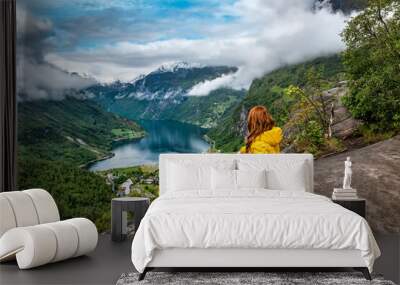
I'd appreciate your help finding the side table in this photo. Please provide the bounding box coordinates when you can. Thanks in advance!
[111,197,150,242]
[332,198,366,218]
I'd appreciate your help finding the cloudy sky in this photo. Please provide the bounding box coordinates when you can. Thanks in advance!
[17,0,351,98]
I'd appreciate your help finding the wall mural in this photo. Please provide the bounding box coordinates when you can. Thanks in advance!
[16,0,399,233]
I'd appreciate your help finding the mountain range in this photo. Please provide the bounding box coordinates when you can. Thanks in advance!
[86,63,245,128]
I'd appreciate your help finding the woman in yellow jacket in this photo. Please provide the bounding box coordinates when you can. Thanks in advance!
[240,106,282,154]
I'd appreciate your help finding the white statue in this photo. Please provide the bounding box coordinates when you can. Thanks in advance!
[343,156,352,189]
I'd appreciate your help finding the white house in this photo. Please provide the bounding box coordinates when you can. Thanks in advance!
[120,179,133,195]
[143,178,155,185]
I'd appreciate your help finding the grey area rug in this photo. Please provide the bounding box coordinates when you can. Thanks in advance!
[117,272,396,285]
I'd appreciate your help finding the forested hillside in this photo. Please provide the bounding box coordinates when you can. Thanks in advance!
[17,159,112,232]
[18,98,144,166]
[160,88,246,128]
[17,98,145,232]
[341,0,400,132]
[208,55,345,152]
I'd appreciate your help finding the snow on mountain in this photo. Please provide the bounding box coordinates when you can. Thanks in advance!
[87,63,238,112]
[152,61,205,74]
[129,74,146,84]
[85,62,244,127]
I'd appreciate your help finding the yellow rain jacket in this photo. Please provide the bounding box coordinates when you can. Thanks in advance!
[240,127,282,154]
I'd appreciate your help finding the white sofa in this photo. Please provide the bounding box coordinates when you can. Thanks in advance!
[0,189,98,269]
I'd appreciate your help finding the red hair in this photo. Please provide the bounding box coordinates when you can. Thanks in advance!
[245,106,275,153]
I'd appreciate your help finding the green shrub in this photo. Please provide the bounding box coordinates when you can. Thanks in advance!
[357,124,396,144]
[341,0,400,131]
[294,120,325,154]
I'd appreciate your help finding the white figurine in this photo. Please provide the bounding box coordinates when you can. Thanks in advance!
[343,156,352,189]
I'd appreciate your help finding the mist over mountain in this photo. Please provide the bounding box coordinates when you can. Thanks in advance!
[85,63,244,128]
[16,4,97,101]
[16,0,357,102]
[91,63,237,101]
[16,0,367,129]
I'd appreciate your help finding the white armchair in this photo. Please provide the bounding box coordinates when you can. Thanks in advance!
[0,189,98,269]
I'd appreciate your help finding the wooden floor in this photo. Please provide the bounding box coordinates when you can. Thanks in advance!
[0,233,398,285]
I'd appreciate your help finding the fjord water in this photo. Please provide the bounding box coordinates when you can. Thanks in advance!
[89,120,209,171]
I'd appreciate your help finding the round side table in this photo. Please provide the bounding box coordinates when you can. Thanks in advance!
[111,197,150,242]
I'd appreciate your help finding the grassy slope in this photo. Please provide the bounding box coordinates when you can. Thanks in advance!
[18,97,144,166]
[208,55,345,152]
[160,88,246,128]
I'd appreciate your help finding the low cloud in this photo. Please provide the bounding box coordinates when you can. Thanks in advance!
[18,0,353,99]
[47,0,351,95]
[17,60,96,101]
[187,0,351,95]
[16,4,96,101]
[188,73,239,96]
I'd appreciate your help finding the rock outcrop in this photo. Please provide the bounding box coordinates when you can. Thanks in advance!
[283,84,360,152]
[314,135,400,233]
[323,84,361,140]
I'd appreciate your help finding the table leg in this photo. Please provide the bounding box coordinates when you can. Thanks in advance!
[111,201,122,242]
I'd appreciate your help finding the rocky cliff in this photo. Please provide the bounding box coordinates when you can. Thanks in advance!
[314,135,400,233]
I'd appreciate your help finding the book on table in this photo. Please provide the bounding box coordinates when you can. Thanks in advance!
[333,188,357,193]
[332,188,358,200]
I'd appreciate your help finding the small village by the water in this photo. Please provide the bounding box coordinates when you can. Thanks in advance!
[99,165,159,200]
